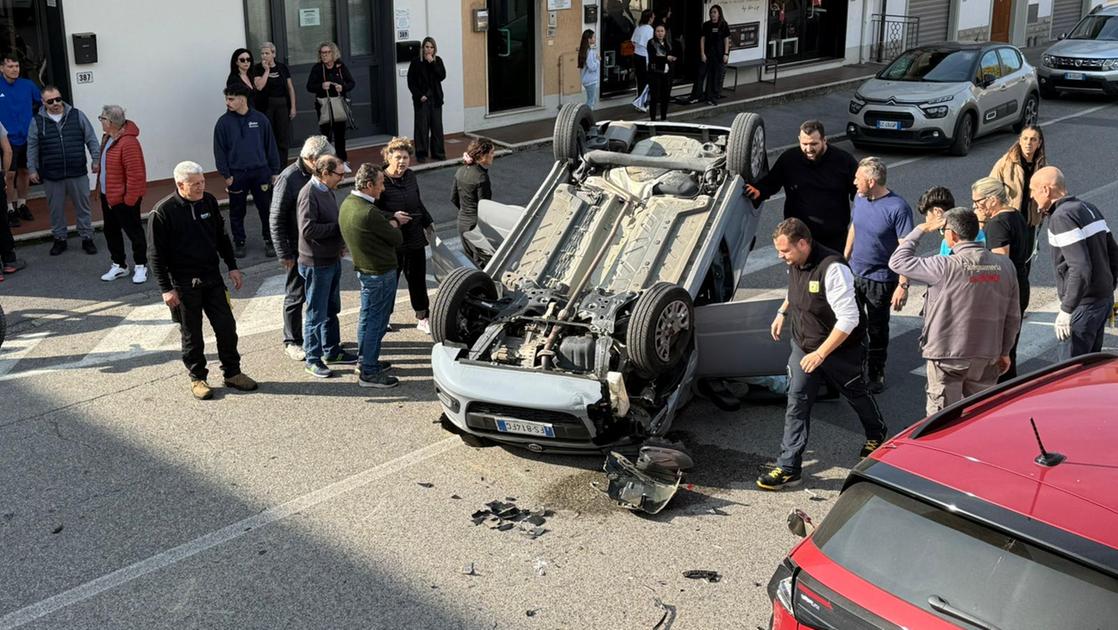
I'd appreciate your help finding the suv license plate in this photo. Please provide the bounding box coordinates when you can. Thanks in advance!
[1065,72,1085,81]
[496,418,556,438]
[876,120,901,130]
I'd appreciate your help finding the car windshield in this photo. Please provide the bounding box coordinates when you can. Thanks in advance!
[1068,15,1118,40]
[811,481,1118,629]
[878,49,978,82]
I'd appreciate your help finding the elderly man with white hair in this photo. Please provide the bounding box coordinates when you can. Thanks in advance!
[96,104,148,284]
[147,161,258,400]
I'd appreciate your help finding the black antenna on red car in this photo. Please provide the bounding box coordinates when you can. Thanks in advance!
[1030,417,1065,467]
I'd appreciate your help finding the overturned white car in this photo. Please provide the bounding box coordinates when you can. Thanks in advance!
[429,104,789,454]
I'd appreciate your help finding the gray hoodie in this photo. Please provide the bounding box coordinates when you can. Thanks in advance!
[889,228,1021,361]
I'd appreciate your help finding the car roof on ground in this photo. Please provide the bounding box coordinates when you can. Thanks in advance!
[870,353,1118,552]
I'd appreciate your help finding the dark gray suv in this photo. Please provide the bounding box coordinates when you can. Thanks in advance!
[1038,4,1118,98]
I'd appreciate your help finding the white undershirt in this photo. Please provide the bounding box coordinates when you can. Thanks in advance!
[823,263,860,335]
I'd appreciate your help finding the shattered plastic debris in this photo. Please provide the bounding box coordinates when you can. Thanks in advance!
[602,439,694,514]
[462,562,478,576]
[682,569,721,583]
[416,482,435,488]
[470,499,553,539]
[651,596,677,629]
[533,558,549,576]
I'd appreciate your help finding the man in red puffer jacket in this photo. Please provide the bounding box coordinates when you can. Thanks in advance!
[96,104,148,284]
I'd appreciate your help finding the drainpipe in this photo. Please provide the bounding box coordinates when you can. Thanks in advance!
[875,0,888,62]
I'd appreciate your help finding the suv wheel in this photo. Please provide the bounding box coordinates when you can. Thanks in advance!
[1013,93,1039,132]
[948,112,975,157]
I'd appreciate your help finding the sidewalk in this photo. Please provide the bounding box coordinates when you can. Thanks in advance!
[12,58,883,244]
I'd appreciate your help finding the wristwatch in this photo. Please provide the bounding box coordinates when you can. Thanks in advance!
[899,282,910,290]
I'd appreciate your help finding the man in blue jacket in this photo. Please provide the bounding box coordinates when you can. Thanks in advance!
[0,55,40,226]
[27,86,100,256]
[213,84,280,259]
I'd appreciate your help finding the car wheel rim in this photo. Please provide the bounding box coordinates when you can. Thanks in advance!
[750,126,766,177]
[1025,98,1038,127]
[654,300,691,363]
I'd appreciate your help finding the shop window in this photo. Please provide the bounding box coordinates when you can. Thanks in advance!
[600,0,652,96]
[348,0,373,57]
[285,0,339,65]
[245,0,272,52]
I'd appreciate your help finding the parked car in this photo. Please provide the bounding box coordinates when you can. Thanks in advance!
[846,42,1039,156]
[428,103,789,454]
[1038,2,1118,98]
[767,352,1118,629]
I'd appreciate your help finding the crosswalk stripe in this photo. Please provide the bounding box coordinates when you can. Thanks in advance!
[0,332,49,377]
[75,303,178,368]
[233,274,288,338]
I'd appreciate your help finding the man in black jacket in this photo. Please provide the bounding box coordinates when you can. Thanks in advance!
[746,120,859,253]
[268,135,334,361]
[148,161,258,400]
[1031,166,1118,360]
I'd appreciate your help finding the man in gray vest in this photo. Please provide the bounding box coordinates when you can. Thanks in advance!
[760,218,889,491]
[27,86,100,256]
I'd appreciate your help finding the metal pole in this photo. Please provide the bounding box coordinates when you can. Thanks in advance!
[875,0,889,62]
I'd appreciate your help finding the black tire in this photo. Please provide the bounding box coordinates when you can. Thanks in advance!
[1040,85,1059,100]
[626,282,694,376]
[430,267,498,345]
[727,112,767,182]
[0,303,5,351]
[553,103,595,163]
[1014,93,1039,133]
[948,112,975,157]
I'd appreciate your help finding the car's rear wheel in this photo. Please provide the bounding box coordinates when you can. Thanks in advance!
[431,267,498,345]
[627,283,694,376]
[1014,93,1039,132]
[948,112,975,157]
[553,103,594,163]
[727,112,767,183]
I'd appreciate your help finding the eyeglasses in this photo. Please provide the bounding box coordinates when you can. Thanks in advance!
[971,198,986,207]
[319,50,331,55]
[97,115,108,121]
[329,170,345,177]
[238,56,251,62]
[44,97,62,105]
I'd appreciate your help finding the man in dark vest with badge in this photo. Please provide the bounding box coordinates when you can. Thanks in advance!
[758,218,889,490]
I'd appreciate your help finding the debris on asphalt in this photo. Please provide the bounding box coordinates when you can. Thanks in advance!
[470,499,553,538]
[416,482,435,488]
[602,440,694,514]
[682,569,721,583]
[51,523,63,534]
[450,494,462,500]
[533,558,549,577]
[462,562,478,576]
[651,596,677,630]
[525,608,539,617]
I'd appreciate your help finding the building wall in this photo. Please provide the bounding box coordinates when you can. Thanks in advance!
[392,0,466,140]
[62,0,247,180]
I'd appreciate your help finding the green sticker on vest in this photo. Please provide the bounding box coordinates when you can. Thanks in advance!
[809,280,820,293]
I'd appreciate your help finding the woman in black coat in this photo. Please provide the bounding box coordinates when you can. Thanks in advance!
[407,37,447,161]
[647,24,677,121]
[306,41,356,167]
[226,48,258,100]
[451,139,495,266]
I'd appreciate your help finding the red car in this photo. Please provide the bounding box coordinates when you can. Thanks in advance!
[767,352,1118,629]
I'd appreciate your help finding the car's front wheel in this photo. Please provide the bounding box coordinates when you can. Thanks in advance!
[727,112,767,183]
[553,102,594,163]
[627,283,694,376]
[948,112,975,156]
[430,267,498,345]
[1014,93,1039,132]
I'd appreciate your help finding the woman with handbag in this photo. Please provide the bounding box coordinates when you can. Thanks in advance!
[407,37,447,162]
[306,41,356,171]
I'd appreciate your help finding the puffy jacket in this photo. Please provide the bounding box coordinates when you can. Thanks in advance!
[269,159,313,260]
[98,120,146,206]
[27,104,99,181]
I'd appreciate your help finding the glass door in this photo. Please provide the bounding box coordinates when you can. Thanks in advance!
[487,0,536,113]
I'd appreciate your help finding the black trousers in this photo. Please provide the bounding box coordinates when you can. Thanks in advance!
[172,280,241,381]
[262,96,291,163]
[414,101,445,160]
[648,72,671,121]
[692,57,725,100]
[283,261,306,346]
[318,120,348,161]
[998,267,1031,383]
[101,195,147,266]
[633,55,649,100]
[397,247,429,319]
[853,276,898,378]
[0,183,13,263]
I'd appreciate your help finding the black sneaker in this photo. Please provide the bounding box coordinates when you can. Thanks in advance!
[867,373,885,394]
[305,362,332,378]
[324,350,359,365]
[7,209,20,227]
[81,238,97,255]
[17,203,32,221]
[234,242,247,258]
[756,467,801,491]
[860,437,886,458]
[264,241,276,258]
[359,371,399,388]
[49,239,67,255]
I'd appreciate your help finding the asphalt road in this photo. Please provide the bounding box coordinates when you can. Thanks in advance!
[1,88,1116,630]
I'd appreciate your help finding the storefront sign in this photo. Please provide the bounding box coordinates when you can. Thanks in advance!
[547,0,572,9]
[298,8,321,28]
[729,22,760,50]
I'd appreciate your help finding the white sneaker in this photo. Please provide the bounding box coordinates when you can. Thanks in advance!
[416,318,430,334]
[100,264,128,282]
[342,162,353,174]
[132,264,148,284]
[284,344,306,361]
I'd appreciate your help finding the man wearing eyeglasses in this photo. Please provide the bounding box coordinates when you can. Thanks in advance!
[888,208,1020,415]
[27,86,101,256]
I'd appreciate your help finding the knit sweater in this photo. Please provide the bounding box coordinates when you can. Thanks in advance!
[339,192,403,275]
[296,178,344,267]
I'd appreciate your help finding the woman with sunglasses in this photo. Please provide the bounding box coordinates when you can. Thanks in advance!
[226,48,258,103]
[306,41,356,172]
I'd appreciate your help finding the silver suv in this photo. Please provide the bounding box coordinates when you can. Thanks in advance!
[846,42,1039,156]
[1038,3,1118,98]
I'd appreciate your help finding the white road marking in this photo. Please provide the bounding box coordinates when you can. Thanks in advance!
[0,332,49,377]
[0,436,462,630]
[231,274,287,338]
[74,303,178,368]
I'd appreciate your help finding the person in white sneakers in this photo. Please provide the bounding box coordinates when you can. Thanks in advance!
[96,104,148,283]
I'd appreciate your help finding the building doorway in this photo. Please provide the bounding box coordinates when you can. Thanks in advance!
[245,0,395,146]
[0,0,69,96]
[487,0,536,113]
[990,0,1013,42]
[766,0,848,63]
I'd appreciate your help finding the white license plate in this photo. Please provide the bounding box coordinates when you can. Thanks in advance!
[496,418,556,438]
[1065,72,1086,81]
[875,120,901,130]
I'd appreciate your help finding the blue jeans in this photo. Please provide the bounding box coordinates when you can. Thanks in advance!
[1057,299,1113,362]
[584,82,599,108]
[299,261,342,365]
[356,270,398,376]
